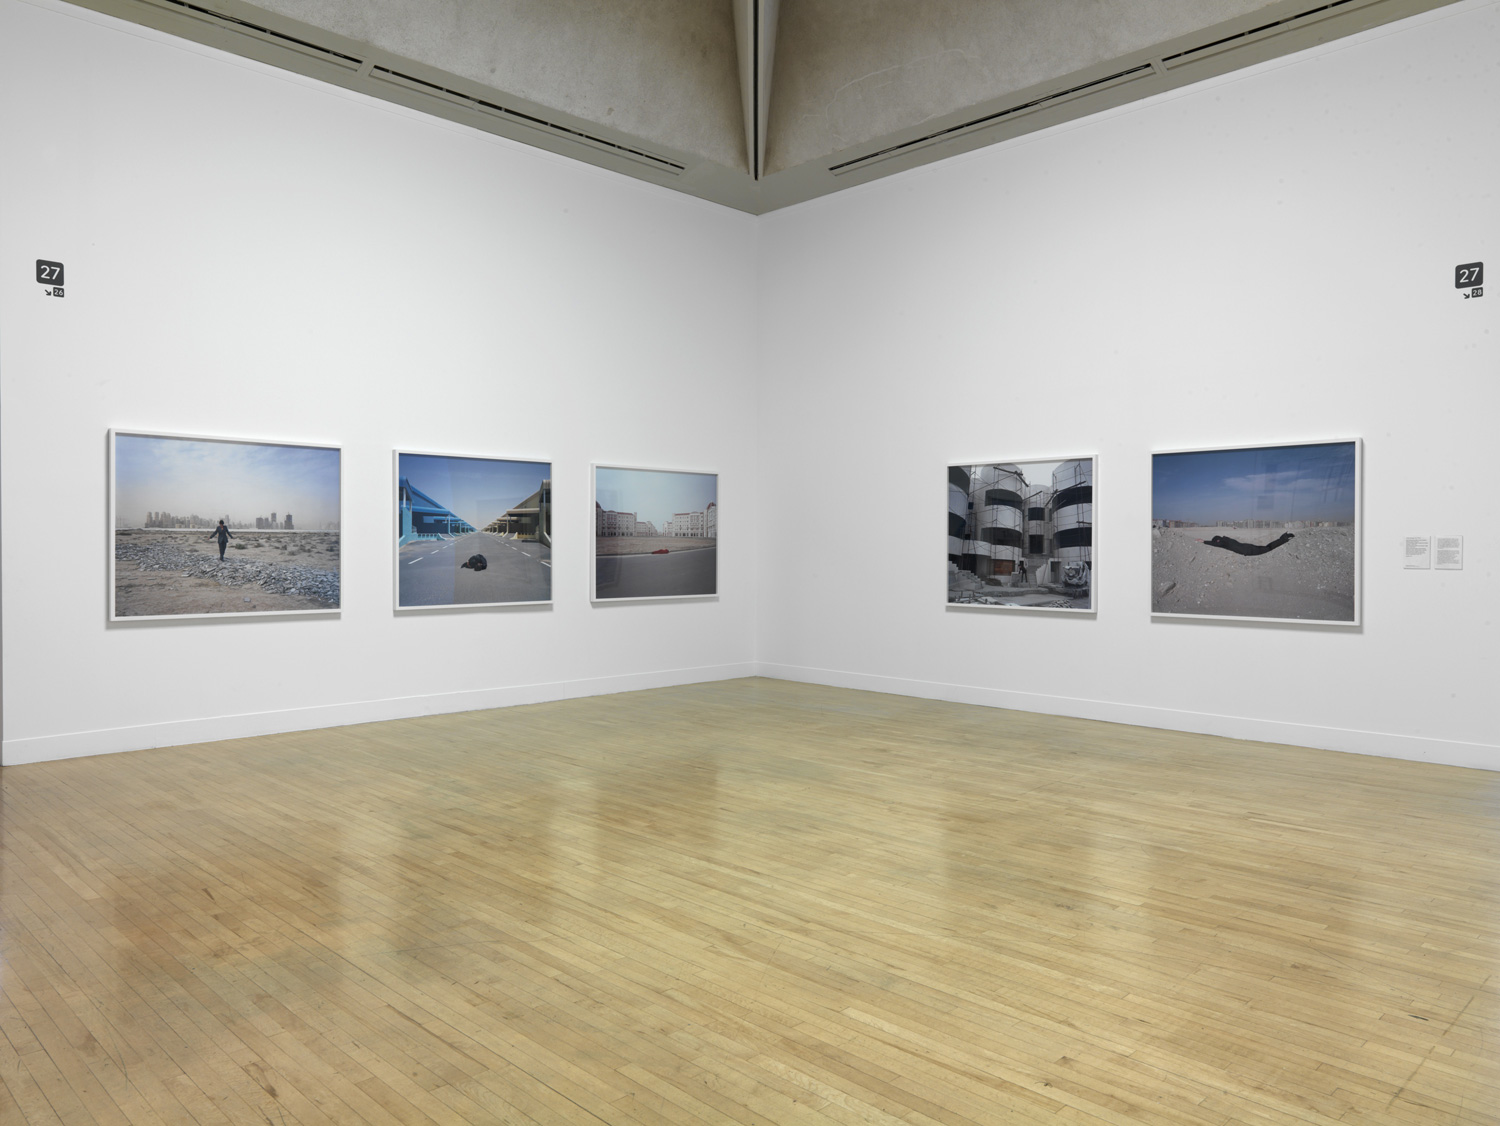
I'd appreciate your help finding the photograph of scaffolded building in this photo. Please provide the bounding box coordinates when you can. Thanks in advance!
[594,465,717,600]
[396,452,551,608]
[948,458,1094,611]
[110,430,341,620]
[1152,440,1359,623]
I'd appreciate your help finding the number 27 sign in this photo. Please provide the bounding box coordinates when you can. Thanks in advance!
[1456,261,1483,299]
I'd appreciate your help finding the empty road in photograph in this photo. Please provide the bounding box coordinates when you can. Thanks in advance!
[399,532,551,606]
[595,546,716,599]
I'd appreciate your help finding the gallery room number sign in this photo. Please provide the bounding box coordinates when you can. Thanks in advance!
[36,259,64,298]
[1455,261,1483,299]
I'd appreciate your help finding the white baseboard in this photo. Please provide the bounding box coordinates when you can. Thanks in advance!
[10,660,1492,773]
[1,662,759,766]
[757,662,1500,773]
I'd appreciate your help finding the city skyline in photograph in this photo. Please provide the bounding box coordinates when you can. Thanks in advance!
[113,432,340,528]
[595,466,716,527]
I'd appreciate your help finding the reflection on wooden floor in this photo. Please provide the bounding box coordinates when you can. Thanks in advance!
[2,677,1497,1124]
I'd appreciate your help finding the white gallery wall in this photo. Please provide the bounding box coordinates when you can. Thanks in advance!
[756,0,1499,770]
[2,0,1496,770]
[0,0,760,763]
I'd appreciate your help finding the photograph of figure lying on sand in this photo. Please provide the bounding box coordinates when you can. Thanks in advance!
[1152,439,1360,624]
[593,465,717,601]
[396,452,551,609]
[948,458,1095,611]
[110,430,341,620]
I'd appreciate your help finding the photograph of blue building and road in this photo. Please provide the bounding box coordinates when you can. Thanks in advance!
[397,453,551,607]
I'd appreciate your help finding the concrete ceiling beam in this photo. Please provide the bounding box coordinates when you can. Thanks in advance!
[58,0,1471,212]
[247,0,747,169]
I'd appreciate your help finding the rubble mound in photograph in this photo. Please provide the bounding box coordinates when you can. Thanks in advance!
[116,541,341,605]
[947,562,1091,609]
[948,563,983,597]
[1151,526,1354,620]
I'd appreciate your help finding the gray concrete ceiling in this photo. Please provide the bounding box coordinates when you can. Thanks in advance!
[70,0,1462,213]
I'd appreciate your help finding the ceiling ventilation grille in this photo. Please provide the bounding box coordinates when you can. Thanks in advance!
[146,0,361,68]
[368,69,685,174]
[830,0,1377,177]
[829,64,1153,175]
[1160,0,1367,66]
[135,0,684,175]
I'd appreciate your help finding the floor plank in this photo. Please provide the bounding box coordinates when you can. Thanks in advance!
[2,678,1496,1124]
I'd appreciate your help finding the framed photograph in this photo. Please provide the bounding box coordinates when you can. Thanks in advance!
[395,451,552,609]
[592,465,717,601]
[948,457,1095,611]
[109,429,341,621]
[1152,439,1361,624]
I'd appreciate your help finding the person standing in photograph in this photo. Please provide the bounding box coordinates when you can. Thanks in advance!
[208,519,233,561]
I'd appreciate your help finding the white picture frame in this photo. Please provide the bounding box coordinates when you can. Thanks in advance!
[1151,438,1362,625]
[592,464,718,602]
[947,456,1097,612]
[394,450,553,611]
[109,428,342,621]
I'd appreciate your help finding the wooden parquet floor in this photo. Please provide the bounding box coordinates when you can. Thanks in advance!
[2,677,1496,1124]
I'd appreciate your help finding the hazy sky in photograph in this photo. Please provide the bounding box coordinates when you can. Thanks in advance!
[596,466,716,528]
[401,454,549,527]
[115,433,340,526]
[968,460,1066,490]
[1153,442,1357,524]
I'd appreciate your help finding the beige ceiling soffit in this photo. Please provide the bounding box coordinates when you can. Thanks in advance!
[1160,0,1384,68]
[365,67,684,176]
[57,0,1470,215]
[733,0,780,179]
[793,0,1463,205]
[827,64,1156,178]
[60,0,698,182]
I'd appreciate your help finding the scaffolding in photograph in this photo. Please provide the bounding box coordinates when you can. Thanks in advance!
[950,461,1091,593]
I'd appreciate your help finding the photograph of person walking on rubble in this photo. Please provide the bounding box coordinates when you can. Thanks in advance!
[948,457,1094,612]
[110,429,341,620]
[1151,439,1360,624]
